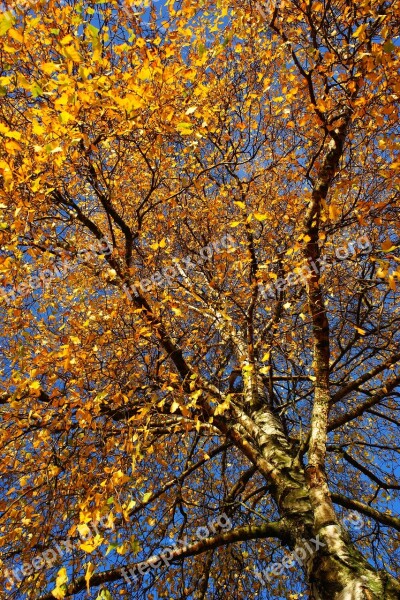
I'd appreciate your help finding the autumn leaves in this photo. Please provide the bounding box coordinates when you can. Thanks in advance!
[122,233,238,300]
[0,238,112,306]
[258,234,372,301]
[4,511,114,593]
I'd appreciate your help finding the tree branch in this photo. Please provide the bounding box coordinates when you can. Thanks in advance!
[38,522,287,599]
[328,374,400,432]
[332,493,400,532]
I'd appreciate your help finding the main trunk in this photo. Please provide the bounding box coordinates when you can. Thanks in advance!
[250,408,400,600]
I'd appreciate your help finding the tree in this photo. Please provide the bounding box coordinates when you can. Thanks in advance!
[0,0,399,598]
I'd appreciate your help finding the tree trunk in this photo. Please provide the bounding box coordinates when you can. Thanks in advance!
[250,407,400,600]
[306,531,400,600]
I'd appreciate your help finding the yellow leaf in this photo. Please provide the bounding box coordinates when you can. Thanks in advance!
[185,106,197,115]
[51,567,68,599]
[176,122,193,135]
[354,326,366,335]
[80,535,102,553]
[353,24,367,38]
[85,562,95,593]
[214,398,230,416]
[5,130,21,140]
[60,111,74,124]
[8,28,24,43]
[42,62,59,74]
[49,465,61,477]
[159,238,166,248]
[29,381,41,391]
[170,400,180,413]
[116,93,144,111]
[116,542,128,555]
[63,45,81,62]
[142,491,152,503]
[77,523,91,538]
[234,201,246,210]
[32,121,45,135]
[80,540,96,553]
[254,213,268,221]
[2,42,16,53]
[0,12,14,37]
[329,204,340,220]
[60,34,74,45]
[5,139,22,154]
[111,470,130,485]
[377,266,388,278]
[138,66,152,80]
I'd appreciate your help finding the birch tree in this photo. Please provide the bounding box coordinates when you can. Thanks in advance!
[0,1,399,599]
